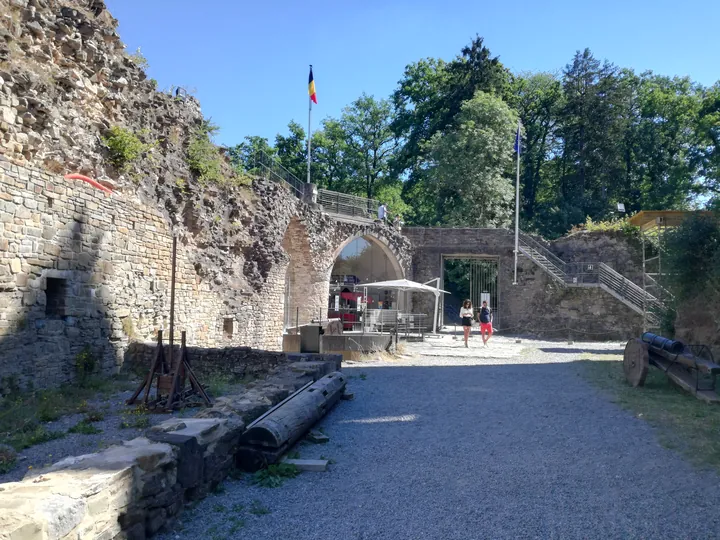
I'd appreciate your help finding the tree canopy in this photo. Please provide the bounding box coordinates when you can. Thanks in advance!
[228,38,719,237]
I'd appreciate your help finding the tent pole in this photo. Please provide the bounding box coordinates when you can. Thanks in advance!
[433,291,439,334]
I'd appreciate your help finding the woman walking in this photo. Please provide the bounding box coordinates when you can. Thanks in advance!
[459,299,474,348]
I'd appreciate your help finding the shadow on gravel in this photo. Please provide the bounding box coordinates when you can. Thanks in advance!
[540,347,623,355]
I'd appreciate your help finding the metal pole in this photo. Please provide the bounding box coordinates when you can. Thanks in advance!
[168,233,177,373]
[514,121,521,285]
[307,66,312,185]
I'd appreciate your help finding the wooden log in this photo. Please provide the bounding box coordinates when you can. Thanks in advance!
[623,338,649,387]
[240,372,345,449]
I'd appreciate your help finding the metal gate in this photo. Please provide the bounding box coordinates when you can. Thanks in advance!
[442,257,499,326]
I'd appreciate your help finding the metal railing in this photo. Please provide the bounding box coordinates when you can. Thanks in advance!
[517,229,666,320]
[318,189,378,220]
[253,150,304,198]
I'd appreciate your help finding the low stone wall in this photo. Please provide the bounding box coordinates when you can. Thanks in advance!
[124,342,291,379]
[0,355,342,539]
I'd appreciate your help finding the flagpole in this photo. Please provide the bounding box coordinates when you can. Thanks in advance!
[307,65,312,185]
[513,121,521,285]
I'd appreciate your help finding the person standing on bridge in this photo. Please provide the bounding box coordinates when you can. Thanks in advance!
[479,300,493,346]
[460,299,474,348]
[377,203,387,222]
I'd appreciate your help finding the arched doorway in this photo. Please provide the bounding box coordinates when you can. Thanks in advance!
[328,235,404,331]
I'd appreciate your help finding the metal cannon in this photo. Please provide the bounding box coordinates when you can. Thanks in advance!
[623,332,720,403]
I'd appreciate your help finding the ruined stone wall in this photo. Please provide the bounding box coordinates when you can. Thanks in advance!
[0,356,342,539]
[0,156,412,391]
[405,227,643,340]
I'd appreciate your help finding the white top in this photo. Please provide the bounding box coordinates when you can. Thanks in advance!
[378,205,387,219]
[459,307,473,318]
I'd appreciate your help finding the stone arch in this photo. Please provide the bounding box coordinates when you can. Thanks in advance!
[328,232,405,282]
[281,217,328,329]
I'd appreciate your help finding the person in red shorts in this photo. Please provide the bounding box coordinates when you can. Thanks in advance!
[478,300,493,346]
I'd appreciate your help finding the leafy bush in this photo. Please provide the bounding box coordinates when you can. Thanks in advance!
[663,213,720,301]
[187,121,224,185]
[570,216,639,237]
[103,126,150,171]
[127,47,148,70]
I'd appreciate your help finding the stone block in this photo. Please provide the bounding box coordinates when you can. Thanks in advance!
[282,458,328,472]
[9,258,21,273]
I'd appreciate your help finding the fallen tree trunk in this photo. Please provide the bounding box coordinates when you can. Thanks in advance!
[236,372,346,471]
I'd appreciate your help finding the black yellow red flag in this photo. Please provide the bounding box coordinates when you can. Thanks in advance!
[308,66,317,104]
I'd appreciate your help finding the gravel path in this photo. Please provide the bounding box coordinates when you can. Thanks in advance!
[160,336,720,539]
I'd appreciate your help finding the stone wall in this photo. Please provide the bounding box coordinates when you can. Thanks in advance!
[0,156,411,391]
[551,231,643,286]
[0,356,342,540]
[405,227,643,340]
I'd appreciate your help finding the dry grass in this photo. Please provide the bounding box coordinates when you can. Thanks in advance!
[581,357,720,472]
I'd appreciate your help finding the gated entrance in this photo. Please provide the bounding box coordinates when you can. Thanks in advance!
[442,256,499,326]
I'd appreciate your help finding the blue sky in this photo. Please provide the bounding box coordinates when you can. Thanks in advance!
[106,0,719,147]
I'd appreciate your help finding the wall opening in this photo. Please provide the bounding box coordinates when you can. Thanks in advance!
[328,235,403,331]
[442,256,499,326]
[223,318,234,339]
[45,277,68,317]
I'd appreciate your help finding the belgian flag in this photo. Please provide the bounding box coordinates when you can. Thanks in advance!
[308,66,317,104]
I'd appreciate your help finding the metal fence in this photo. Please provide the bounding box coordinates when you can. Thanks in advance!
[253,150,304,198]
[318,189,378,220]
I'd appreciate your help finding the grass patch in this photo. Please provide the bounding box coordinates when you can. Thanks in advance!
[119,405,150,430]
[212,503,226,513]
[0,445,17,474]
[229,519,245,533]
[231,503,245,512]
[252,463,299,488]
[249,499,271,515]
[68,420,102,435]
[0,376,132,451]
[206,372,233,397]
[581,358,720,471]
[8,425,65,450]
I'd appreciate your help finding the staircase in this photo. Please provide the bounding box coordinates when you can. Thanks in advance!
[517,231,664,327]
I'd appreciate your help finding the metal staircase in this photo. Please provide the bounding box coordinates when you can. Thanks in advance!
[517,231,664,326]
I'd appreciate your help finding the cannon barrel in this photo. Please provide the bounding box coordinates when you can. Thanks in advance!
[641,332,686,355]
[236,371,346,471]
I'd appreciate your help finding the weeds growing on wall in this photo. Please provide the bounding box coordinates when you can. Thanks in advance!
[187,120,253,188]
[74,346,97,386]
[126,47,148,70]
[569,216,640,238]
[102,126,151,171]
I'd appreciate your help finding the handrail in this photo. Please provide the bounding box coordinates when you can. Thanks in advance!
[518,232,567,273]
[253,150,304,198]
[317,188,378,220]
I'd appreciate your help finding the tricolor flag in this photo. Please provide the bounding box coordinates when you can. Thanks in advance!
[514,123,521,154]
[308,66,317,104]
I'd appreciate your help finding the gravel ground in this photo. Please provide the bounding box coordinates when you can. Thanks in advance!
[158,335,720,540]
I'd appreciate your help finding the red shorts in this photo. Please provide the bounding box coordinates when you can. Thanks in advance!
[480,322,493,334]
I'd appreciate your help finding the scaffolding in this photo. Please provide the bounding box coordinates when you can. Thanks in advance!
[629,211,711,332]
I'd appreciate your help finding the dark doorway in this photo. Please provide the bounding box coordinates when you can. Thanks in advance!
[442,257,499,326]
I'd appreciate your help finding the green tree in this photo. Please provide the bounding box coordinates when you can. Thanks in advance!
[510,73,563,222]
[341,94,398,199]
[695,83,720,205]
[392,36,510,176]
[632,74,703,210]
[425,91,517,226]
[275,121,307,180]
[311,119,349,191]
[227,135,275,173]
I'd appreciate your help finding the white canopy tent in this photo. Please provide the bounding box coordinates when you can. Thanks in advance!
[359,278,448,334]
